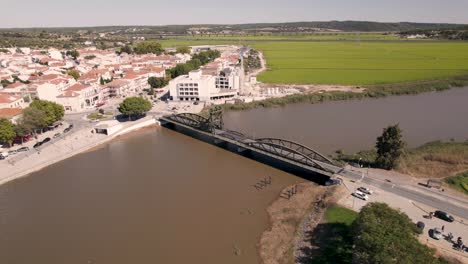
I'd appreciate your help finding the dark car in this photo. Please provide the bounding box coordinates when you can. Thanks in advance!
[33,142,43,148]
[63,127,70,133]
[17,147,29,152]
[53,133,61,138]
[434,210,455,222]
[41,137,51,144]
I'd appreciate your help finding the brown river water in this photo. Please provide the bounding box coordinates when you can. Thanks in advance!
[225,88,468,154]
[1,88,467,263]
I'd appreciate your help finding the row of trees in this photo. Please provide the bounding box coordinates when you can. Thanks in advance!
[0,100,64,146]
[167,49,221,79]
[118,41,164,55]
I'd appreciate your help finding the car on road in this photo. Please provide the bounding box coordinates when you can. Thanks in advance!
[33,142,43,148]
[434,210,455,222]
[431,228,443,240]
[17,147,29,152]
[352,191,369,201]
[41,137,51,144]
[53,133,61,138]
[8,150,18,155]
[0,152,9,159]
[358,186,373,195]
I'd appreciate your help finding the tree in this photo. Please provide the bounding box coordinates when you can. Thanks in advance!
[119,45,133,54]
[66,49,80,60]
[176,46,191,54]
[118,97,152,120]
[352,203,443,264]
[29,100,65,126]
[20,107,49,133]
[66,70,80,80]
[0,118,16,146]
[133,41,164,55]
[375,124,405,170]
[148,77,168,89]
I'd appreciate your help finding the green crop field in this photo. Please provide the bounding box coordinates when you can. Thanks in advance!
[159,35,468,85]
[253,41,468,85]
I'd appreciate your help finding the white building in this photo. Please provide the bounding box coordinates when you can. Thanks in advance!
[168,69,240,102]
[56,83,101,112]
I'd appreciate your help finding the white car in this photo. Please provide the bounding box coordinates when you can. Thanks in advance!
[352,191,369,201]
[358,187,373,195]
[431,228,443,240]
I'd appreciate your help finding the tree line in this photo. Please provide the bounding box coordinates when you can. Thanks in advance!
[0,100,64,146]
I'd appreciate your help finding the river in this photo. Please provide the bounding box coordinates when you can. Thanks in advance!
[225,88,468,154]
[1,88,467,263]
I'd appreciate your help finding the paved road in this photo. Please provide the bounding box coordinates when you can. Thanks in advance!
[339,169,468,220]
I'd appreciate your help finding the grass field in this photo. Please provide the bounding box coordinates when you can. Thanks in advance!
[253,42,468,85]
[159,34,468,85]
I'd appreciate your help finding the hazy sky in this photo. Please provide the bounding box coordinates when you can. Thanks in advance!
[1,0,467,28]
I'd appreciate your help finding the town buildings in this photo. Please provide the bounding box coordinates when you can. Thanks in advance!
[0,46,188,115]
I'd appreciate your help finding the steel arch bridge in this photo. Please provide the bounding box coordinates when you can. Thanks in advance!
[247,138,335,172]
[160,113,339,175]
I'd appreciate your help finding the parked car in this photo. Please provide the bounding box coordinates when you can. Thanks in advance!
[33,142,43,148]
[41,137,51,144]
[434,210,455,222]
[63,127,71,133]
[0,155,4,160]
[0,152,9,159]
[53,133,61,138]
[431,228,443,240]
[8,150,17,155]
[416,221,425,232]
[357,186,373,195]
[352,191,369,201]
[17,147,29,152]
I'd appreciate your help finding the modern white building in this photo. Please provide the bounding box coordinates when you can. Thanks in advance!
[168,67,242,102]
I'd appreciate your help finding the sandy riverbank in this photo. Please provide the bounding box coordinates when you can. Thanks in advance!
[0,118,158,187]
[258,183,346,264]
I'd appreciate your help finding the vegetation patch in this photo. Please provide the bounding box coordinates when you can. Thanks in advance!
[397,141,468,178]
[308,203,449,264]
[220,77,468,112]
[444,171,468,195]
[324,206,358,226]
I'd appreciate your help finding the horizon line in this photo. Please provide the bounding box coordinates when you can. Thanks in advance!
[1,20,466,30]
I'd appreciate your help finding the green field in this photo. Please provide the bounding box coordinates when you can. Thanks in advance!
[253,42,468,85]
[160,35,468,85]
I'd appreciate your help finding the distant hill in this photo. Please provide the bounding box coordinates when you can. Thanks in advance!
[1,21,465,34]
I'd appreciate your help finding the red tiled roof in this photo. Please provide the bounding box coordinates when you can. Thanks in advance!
[0,108,22,118]
[0,93,22,104]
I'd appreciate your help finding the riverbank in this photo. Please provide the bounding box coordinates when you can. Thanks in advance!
[223,76,468,111]
[258,183,346,264]
[0,117,158,187]
[336,140,468,195]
